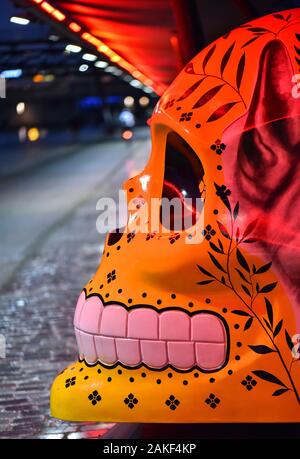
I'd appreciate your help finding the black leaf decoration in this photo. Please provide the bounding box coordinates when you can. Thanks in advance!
[233,202,239,220]
[202,44,216,72]
[209,241,223,254]
[294,45,300,56]
[255,262,272,274]
[241,284,251,297]
[247,27,271,33]
[221,276,226,285]
[285,330,294,351]
[273,13,285,20]
[197,279,214,285]
[208,252,227,274]
[177,78,205,101]
[252,370,287,387]
[185,62,196,74]
[273,319,283,338]
[235,268,251,285]
[244,317,253,331]
[263,317,273,332]
[265,297,273,327]
[216,220,231,240]
[296,56,300,66]
[273,388,290,397]
[193,84,224,109]
[207,102,238,123]
[296,33,300,41]
[218,238,224,253]
[236,53,245,90]
[232,310,251,317]
[286,14,292,21]
[197,264,214,278]
[241,37,259,49]
[221,42,235,77]
[236,248,250,273]
[260,282,277,293]
[249,345,275,354]
[243,238,257,243]
[243,218,258,239]
[255,282,260,293]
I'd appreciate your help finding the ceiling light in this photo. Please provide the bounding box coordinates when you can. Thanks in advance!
[0,69,22,79]
[49,34,59,42]
[139,96,150,107]
[82,53,97,62]
[65,44,82,53]
[10,16,30,25]
[16,102,25,115]
[124,96,134,108]
[79,64,89,72]
[104,66,115,73]
[28,128,40,142]
[129,79,142,88]
[94,61,108,68]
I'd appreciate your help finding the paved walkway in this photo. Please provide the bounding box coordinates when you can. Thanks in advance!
[0,133,150,438]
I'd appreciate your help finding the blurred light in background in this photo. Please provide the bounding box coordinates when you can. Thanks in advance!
[129,79,143,88]
[139,96,150,107]
[0,69,22,79]
[122,130,133,140]
[33,74,44,83]
[94,60,108,68]
[10,16,30,25]
[48,34,59,41]
[18,127,27,143]
[82,53,97,62]
[79,64,89,72]
[123,96,134,108]
[65,44,82,53]
[16,102,25,115]
[27,128,40,142]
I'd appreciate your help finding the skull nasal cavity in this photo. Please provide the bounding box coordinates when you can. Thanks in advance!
[160,131,204,231]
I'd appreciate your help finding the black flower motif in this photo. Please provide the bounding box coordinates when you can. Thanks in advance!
[127,232,135,243]
[216,184,231,198]
[163,98,175,110]
[202,224,216,241]
[179,112,193,122]
[88,390,102,405]
[241,375,257,391]
[169,233,180,244]
[65,376,76,388]
[107,270,116,283]
[124,393,138,409]
[146,232,156,241]
[210,139,226,155]
[165,395,180,410]
[205,393,220,409]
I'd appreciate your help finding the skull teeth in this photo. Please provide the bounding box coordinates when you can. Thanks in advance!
[74,292,227,371]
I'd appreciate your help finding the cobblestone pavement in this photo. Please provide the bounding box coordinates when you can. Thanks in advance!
[0,136,149,438]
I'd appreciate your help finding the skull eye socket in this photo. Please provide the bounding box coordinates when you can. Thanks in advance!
[160,131,205,231]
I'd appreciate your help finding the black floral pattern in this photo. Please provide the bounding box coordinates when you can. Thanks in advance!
[169,233,180,244]
[163,98,175,110]
[124,393,138,409]
[179,111,193,122]
[65,377,76,388]
[205,393,220,409]
[107,270,116,283]
[210,139,226,155]
[202,224,216,241]
[146,232,157,241]
[165,395,180,410]
[127,232,135,243]
[88,390,102,405]
[241,375,257,391]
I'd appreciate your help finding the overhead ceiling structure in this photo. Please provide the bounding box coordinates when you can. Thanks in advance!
[22,0,181,95]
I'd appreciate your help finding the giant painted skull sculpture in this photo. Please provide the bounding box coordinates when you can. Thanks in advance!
[51,9,300,422]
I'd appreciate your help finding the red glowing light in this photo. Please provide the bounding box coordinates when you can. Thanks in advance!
[122,130,133,140]
[69,22,81,32]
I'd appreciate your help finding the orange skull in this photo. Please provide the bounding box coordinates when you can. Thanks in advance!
[51,8,300,422]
